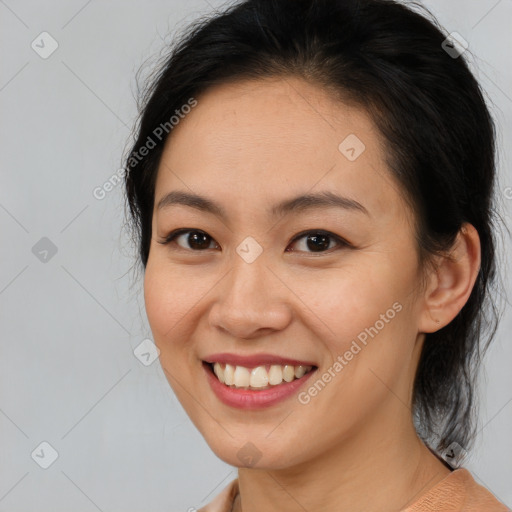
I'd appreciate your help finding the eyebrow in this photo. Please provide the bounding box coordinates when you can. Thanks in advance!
[156,190,369,219]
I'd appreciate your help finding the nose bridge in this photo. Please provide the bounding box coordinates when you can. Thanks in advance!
[224,232,272,305]
[209,245,291,338]
[228,249,267,302]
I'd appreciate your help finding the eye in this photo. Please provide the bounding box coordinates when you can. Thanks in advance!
[158,229,219,251]
[159,228,351,254]
[286,230,350,254]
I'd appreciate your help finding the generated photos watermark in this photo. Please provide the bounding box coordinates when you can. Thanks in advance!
[93,97,198,200]
[298,301,403,405]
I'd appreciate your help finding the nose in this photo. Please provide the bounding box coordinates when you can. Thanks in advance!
[208,254,292,340]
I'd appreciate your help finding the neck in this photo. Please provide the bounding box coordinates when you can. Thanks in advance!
[234,408,451,512]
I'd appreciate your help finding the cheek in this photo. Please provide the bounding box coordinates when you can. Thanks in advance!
[287,257,420,430]
[143,258,201,354]
[143,259,207,408]
[289,255,415,355]
[290,256,419,425]
[144,252,209,333]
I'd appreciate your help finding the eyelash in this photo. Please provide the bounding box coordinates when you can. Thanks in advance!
[157,228,352,254]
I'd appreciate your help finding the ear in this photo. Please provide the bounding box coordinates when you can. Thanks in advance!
[418,223,481,334]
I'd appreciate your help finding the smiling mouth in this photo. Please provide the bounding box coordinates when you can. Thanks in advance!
[205,362,317,390]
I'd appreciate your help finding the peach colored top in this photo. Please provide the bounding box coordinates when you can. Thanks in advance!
[198,468,510,511]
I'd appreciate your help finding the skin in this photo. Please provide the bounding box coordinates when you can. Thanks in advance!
[143,76,481,512]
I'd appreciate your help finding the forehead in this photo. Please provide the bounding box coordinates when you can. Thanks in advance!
[154,77,408,223]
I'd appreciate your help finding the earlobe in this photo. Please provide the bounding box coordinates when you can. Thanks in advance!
[418,223,481,333]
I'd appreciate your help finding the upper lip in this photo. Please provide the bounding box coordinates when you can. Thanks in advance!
[203,353,317,368]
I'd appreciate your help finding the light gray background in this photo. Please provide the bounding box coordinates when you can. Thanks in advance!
[1,1,511,510]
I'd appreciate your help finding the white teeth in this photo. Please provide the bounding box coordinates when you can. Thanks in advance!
[250,366,269,388]
[211,362,313,389]
[224,363,235,385]
[268,365,283,385]
[295,365,307,378]
[213,362,224,383]
[234,366,250,387]
[283,365,295,382]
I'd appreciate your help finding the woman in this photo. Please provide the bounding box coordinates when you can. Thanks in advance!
[123,0,510,510]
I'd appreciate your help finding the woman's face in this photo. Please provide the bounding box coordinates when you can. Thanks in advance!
[144,77,430,469]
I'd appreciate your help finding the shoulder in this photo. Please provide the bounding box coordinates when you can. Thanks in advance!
[197,479,239,512]
[403,468,510,512]
[196,471,510,512]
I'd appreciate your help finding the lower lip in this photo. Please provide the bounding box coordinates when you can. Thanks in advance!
[203,362,316,409]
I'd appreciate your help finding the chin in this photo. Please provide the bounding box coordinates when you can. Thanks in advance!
[201,430,304,470]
